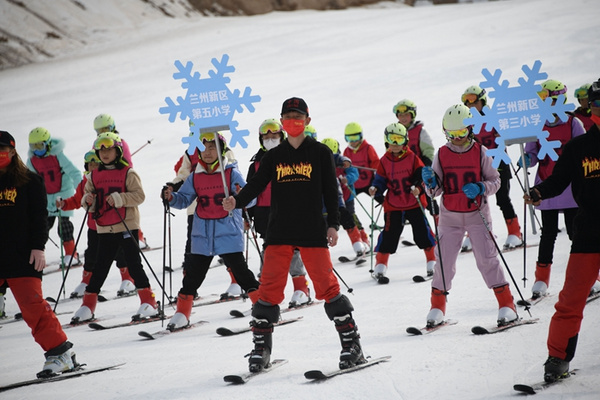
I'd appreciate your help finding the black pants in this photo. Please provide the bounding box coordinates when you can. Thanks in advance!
[83,229,127,272]
[86,230,150,293]
[495,163,517,220]
[538,208,577,264]
[376,208,435,253]
[179,252,259,296]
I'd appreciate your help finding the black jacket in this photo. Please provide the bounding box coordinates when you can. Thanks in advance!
[235,137,340,247]
[0,171,48,278]
[534,124,600,252]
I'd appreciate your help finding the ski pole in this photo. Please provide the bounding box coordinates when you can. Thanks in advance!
[52,207,89,313]
[332,267,354,294]
[243,208,264,265]
[369,195,375,272]
[131,139,154,157]
[510,162,542,231]
[57,209,67,299]
[517,145,538,235]
[111,206,174,311]
[353,165,377,172]
[510,162,535,287]
[472,199,532,317]
[346,183,375,224]
[161,194,175,324]
[47,236,60,249]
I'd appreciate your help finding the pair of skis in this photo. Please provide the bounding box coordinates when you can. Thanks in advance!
[223,356,391,384]
[405,318,539,336]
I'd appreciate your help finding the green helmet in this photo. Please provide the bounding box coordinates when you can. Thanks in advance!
[539,79,567,102]
[303,124,317,139]
[344,122,363,142]
[93,113,115,132]
[322,138,340,154]
[462,85,487,106]
[94,132,126,166]
[442,104,472,131]
[29,127,51,144]
[393,99,417,119]
[574,83,592,100]
[384,123,408,145]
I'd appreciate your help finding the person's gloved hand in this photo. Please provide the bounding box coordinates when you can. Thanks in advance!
[517,154,531,168]
[421,166,437,189]
[462,182,485,199]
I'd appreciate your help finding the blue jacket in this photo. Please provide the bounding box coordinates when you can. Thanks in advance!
[169,160,254,256]
[27,137,82,217]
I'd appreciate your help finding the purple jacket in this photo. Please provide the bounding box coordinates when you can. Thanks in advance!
[524,116,585,210]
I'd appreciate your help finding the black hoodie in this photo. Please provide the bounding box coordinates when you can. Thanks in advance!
[234,136,339,248]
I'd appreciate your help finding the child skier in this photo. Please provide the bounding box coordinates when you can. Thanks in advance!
[421,104,518,327]
[342,122,379,245]
[161,132,260,331]
[27,127,83,266]
[247,119,311,307]
[368,123,436,282]
[56,150,136,298]
[519,79,586,299]
[71,132,159,323]
[573,83,594,131]
[322,137,368,257]
[462,85,523,250]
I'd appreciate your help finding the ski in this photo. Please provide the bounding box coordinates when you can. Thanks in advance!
[216,316,303,337]
[338,255,362,264]
[229,300,323,319]
[0,363,125,393]
[502,243,539,253]
[138,320,209,340]
[223,359,288,384]
[513,369,578,394]
[586,290,600,303]
[62,315,116,329]
[406,319,458,335]
[412,274,433,283]
[304,355,391,381]
[192,294,245,308]
[517,293,552,307]
[402,240,415,247]
[471,317,539,335]
[88,314,168,331]
[371,272,389,284]
[141,245,163,253]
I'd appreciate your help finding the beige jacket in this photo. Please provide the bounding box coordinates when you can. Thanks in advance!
[82,167,145,234]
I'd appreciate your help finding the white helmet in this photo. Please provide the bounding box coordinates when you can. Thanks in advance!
[442,104,472,131]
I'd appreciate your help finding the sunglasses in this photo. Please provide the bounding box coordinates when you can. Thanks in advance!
[345,133,362,142]
[259,121,282,135]
[385,133,407,146]
[445,128,470,140]
[29,142,47,151]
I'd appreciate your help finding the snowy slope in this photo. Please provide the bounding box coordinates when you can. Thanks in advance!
[1,0,600,398]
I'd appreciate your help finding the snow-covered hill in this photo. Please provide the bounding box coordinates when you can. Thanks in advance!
[1,0,599,398]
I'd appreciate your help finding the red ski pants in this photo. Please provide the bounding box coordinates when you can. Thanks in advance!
[257,245,340,306]
[547,253,600,361]
[0,277,68,352]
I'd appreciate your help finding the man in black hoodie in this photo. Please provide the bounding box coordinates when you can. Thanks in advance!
[525,79,600,383]
[223,97,366,373]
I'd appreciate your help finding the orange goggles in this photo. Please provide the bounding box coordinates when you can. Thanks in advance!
[445,128,470,139]
[462,93,480,104]
[393,104,416,114]
[538,87,567,101]
[94,135,119,150]
[259,121,282,135]
[385,133,407,146]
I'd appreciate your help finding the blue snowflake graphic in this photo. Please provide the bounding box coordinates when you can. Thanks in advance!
[159,54,261,154]
[463,60,575,168]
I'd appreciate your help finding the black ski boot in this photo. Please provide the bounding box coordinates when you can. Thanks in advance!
[248,318,273,373]
[334,314,367,370]
[543,356,570,383]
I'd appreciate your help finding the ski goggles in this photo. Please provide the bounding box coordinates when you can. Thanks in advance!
[344,133,362,142]
[538,87,567,101]
[259,121,282,135]
[385,133,407,146]
[94,135,119,150]
[29,141,47,151]
[84,151,100,164]
[445,127,470,140]
[462,93,481,104]
[393,104,416,115]
[590,99,600,108]
[574,87,589,100]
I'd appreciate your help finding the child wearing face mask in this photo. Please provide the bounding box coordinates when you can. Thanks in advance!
[245,119,312,308]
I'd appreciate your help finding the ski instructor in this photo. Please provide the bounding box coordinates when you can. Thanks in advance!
[222,97,367,373]
[0,130,77,377]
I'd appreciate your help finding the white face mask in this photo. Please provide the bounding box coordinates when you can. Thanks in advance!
[263,138,281,151]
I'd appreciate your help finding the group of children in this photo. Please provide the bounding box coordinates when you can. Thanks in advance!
[3,79,599,381]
